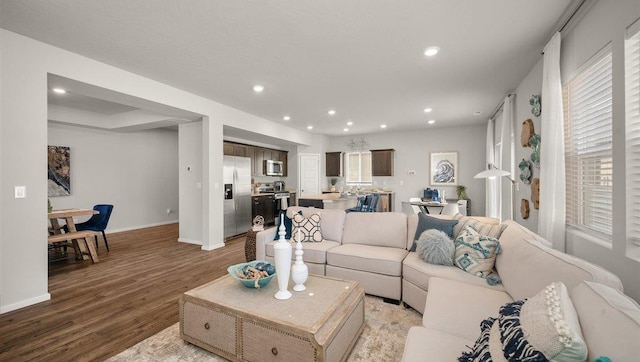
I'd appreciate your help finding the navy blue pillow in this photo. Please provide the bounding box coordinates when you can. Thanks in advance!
[273,210,302,240]
[411,213,458,252]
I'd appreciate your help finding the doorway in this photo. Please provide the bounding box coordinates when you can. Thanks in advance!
[298,153,321,197]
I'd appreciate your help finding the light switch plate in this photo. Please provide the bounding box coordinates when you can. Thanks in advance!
[14,186,26,198]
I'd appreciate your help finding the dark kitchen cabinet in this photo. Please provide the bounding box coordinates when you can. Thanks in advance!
[254,148,264,176]
[252,195,276,226]
[325,152,342,177]
[371,149,394,176]
[224,141,288,177]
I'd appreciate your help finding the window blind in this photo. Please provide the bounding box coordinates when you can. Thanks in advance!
[563,46,613,241]
[345,151,372,184]
[626,22,640,247]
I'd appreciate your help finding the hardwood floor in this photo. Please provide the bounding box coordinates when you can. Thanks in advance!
[0,224,247,361]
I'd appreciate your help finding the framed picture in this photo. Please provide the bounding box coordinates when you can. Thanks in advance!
[430,151,458,186]
[48,145,71,196]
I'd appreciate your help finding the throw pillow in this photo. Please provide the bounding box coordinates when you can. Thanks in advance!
[459,281,587,362]
[452,213,507,240]
[415,229,455,266]
[454,226,502,285]
[411,213,458,252]
[292,213,323,242]
[273,210,302,241]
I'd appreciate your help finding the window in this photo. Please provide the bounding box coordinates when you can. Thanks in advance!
[345,151,372,184]
[563,45,613,241]
[626,20,640,247]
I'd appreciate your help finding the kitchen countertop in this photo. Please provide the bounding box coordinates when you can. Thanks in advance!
[251,190,296,197]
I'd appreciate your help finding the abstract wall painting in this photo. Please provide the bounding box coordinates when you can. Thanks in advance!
[430,152,458,186]
[48,145,71,196]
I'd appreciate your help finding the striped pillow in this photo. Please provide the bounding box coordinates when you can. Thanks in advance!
[452,214,507,240]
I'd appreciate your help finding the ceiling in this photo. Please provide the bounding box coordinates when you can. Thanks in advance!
[0,0,573,137]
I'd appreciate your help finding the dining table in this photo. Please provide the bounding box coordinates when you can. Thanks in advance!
[48,208,99,261]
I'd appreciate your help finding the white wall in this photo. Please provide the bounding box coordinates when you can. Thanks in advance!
[557,0,640,302]
[513,59,543,230]
[0,29,311,313]
[327,125,487,215]
[179,121,203,244]
[48,122,179,231]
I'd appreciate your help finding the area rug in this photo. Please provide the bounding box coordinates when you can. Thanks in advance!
[108,295,422,361]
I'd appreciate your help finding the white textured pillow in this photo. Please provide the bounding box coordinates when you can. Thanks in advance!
[292,213,322,242]
[460,282,587,362]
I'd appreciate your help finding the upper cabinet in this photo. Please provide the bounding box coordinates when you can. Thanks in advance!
[224,141,287,177]
[325,152,343,177]
[371,149,394,176]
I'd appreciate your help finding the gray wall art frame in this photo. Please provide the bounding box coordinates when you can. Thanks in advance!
[430,151,458,186]
[48,145,71,196]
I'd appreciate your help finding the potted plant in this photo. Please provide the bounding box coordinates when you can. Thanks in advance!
[456,185,468,200]
[330,178,338,192]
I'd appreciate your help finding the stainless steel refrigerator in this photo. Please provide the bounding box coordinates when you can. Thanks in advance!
[223,156,252,238]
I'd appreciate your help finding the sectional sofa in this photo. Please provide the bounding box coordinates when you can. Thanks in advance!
[254,206,640,361]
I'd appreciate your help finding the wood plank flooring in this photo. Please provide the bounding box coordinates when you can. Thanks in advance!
[0,223,247,361]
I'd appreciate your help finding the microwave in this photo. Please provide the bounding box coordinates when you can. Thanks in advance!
[264,159,284,176]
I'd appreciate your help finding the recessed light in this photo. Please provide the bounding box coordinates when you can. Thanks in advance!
[424,107,432,113]
[307,125,313,130]
[380,124,387,129]
[343,128,349,132]
[283,116,291,121]
[424,46,440,57]
[253,85,264,93]
[346,121,353,126]
[328,110,336,116]
[428,120,436,125]
[52,88,66,94]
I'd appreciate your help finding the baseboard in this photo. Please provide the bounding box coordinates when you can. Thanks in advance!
[107,220,178,234]
[178,237,202,245]
[201,243,225,251]
[1,293,51,314]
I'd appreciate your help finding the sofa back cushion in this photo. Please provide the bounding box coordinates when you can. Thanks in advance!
[570,281,640,361]
[342,212,407,248]
[286,207,346,242]
[496,220,623,300]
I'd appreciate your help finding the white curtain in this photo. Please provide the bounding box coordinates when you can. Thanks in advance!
[500,95,515,220]
[539,32,566,251]
[485,119,498,218]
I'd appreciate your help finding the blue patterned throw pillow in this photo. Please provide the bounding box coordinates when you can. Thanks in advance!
[454,226,502,285]
[459,282,587,362]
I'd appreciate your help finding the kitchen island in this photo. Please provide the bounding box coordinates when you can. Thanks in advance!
[298,193,359,210]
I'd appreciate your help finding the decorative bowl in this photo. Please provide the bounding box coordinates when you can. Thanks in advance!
[227,261,276,289]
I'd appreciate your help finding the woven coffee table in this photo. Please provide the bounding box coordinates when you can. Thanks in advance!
[180,274,365,361]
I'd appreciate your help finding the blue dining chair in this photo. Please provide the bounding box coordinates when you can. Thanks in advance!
[74,204,114,251]
[362,193,380,212]
[346,196,366,213]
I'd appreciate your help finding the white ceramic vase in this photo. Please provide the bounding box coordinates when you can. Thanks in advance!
[273,215,292,300]
[291,229,308,291]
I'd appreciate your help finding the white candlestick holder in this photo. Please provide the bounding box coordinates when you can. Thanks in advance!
[273,214,292,300]
[291,229,308,291]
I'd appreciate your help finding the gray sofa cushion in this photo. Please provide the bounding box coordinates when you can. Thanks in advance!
[402,252,506,292]
[422,277,512,341]
[497,220,623,300]
[570,281,640,361]
[266,239,340,264]
[342,212,407,248]
[327,244,408,276]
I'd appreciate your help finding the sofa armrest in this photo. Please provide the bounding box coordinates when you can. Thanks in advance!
[256,227,278,261]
